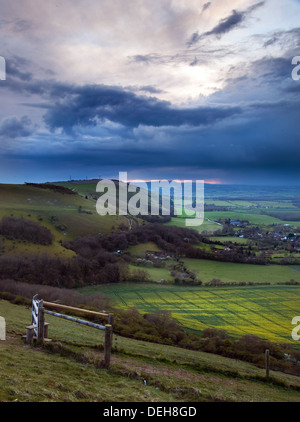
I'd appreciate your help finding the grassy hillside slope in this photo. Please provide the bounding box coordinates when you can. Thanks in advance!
[0,183,126,257]
[1,299,300,402]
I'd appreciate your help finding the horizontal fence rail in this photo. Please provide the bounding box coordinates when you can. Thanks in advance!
[43,301,113,320]
[44,310,106,330]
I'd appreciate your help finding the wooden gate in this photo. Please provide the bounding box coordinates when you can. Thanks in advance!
[25,295,113,368]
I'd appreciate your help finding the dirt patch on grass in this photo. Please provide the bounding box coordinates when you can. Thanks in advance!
[111,355,217,384]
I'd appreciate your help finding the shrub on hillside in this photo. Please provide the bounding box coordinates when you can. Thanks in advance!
[0,253,120,287]
[0,279,111,311]
[128,269,150,282]
[0,217,54,245]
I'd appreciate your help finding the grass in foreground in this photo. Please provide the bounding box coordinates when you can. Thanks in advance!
[1,299,300,402]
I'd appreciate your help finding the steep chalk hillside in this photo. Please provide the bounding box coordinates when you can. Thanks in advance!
[0,183,127,257]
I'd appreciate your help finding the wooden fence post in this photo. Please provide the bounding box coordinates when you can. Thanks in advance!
[26,326,35,344]
[37,301,44,342]
[265,349,270,378]
[108,313,114,325]
[103,324,112,368]
[44,322,50,339]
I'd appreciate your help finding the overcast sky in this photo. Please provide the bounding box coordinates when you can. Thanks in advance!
[0,0,300,184]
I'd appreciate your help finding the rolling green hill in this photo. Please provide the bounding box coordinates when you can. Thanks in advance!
[0,183,127,257]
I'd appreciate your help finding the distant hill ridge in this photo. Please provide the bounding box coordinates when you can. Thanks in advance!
[25,182,77,195]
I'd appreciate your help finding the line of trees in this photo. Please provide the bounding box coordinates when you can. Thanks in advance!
[25,182,76,195]
[64,223,268,265]
[0,217,54,245]
[0,254,120,287]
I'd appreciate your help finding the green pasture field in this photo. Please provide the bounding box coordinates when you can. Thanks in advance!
[183,259,300,284]
[226,200,257,207]
[165,217,221,233]
[79,283,300,344]
[127,242,162,257]
[204,210,300,228]
[194,242,214,251]
[251,201,298,209]
[129,264,173,282]
[164,210,300,233]
[228,200,298,209]
[205,200,233,207]
[126,255,300,285]
[205,211,285,226]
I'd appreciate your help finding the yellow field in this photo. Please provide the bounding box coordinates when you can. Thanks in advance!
[81,283,300,344]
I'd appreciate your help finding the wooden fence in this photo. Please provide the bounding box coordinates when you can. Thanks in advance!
[25,295,113,368]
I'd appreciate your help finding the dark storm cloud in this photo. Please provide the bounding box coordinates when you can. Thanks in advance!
[0,116,34,139]
[205,10,245,36]
[41,84,242,133]
[138,85,165,94]
[6,56,33,81]
[252,27,300,51]
[3,55,67,97]
[189,57,198,66]
[130,48,233,68]
[10,96,300,182]
[188,2,265,46]
[3,57,241,132]
[201,3,211,13]
[253,56,293,80]
[2,44,300,184]
[125,85,165,94]
[213,55,295,104]
[264,37,278,48]
[131,54,157,64]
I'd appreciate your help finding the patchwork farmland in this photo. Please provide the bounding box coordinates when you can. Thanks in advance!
[80,283,300,344]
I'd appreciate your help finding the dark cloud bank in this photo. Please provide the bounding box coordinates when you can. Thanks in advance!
[2,48,300,184]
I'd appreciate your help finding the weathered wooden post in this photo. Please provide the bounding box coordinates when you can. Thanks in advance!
[43,322,50,339]
[104,324,112,368]
[265,349,270,378]
[108,313,114,325]
[37,300,44,342]
[26,326,35,344]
